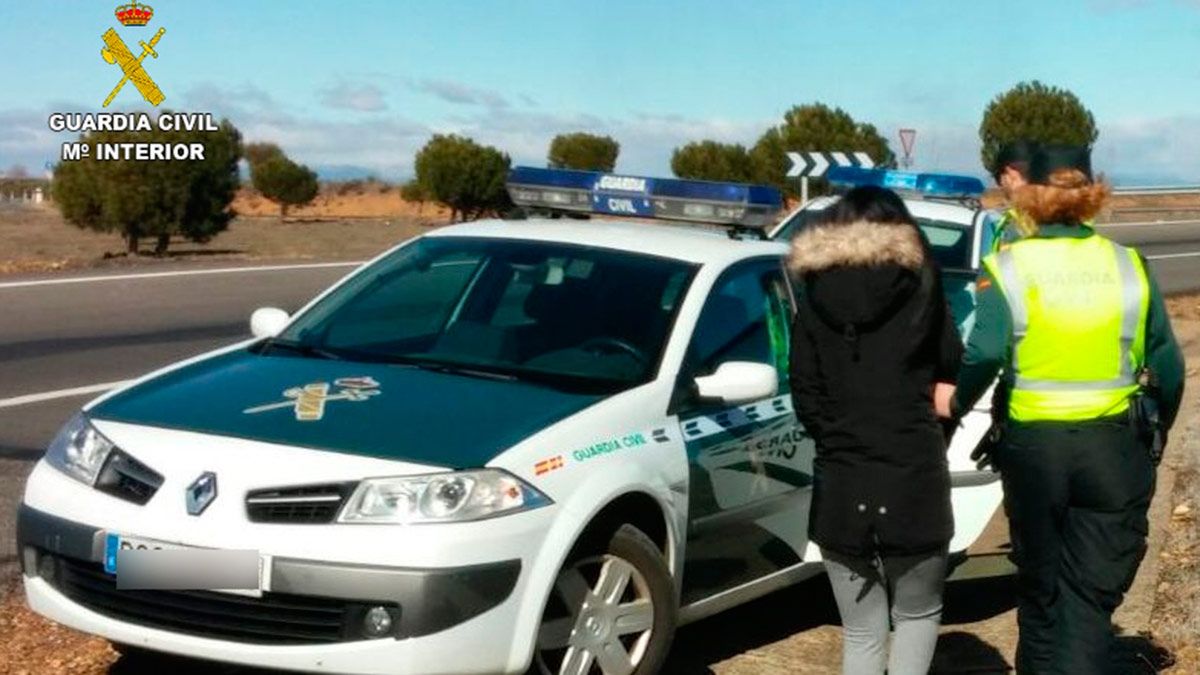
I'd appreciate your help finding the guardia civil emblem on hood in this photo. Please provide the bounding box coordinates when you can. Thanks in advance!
[243,376,381,422]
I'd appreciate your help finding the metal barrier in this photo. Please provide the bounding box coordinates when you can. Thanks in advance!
[1112,186,1200,196]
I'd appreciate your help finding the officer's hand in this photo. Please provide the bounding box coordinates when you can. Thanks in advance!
[970,443,994,471]
[934,382,955,418]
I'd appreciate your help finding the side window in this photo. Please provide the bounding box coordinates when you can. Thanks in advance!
[686,262,792,384]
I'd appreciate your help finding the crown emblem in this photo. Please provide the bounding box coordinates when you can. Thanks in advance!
[115,2,153,26]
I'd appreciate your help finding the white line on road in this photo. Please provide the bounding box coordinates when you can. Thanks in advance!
[1098,221,1200,228]
[0,380,132,409]
[1147,251,1200,260]
[0,261,364,290]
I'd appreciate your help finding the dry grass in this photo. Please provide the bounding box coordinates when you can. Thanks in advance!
[1149,310,1200,673]
[0,202,446,276]
[0,578,117,674]
[231,183,451,220]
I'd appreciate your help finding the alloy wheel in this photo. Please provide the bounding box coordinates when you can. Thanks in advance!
[535,553,656,675]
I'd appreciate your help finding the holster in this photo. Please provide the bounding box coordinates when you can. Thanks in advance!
[1129,393,1166,465]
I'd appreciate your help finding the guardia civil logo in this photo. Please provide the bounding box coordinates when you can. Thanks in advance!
[243,377,382,422]
[101,2,166,107]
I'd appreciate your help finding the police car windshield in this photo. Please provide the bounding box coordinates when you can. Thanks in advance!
[275,237,696,391]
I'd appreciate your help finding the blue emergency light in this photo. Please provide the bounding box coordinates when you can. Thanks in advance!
[825,166,985,199]
[506,166,783,228]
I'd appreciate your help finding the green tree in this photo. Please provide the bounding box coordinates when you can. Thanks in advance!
[547,132,620,172]
[671,141,755,182]
[750,103,894,196]
[979,80,1098,175]
[251,153,319,217]
[414,134,511,222]
[53,115,242,255]
[244,142,284,167]
[399,179,427,203]
[399,179,430,215]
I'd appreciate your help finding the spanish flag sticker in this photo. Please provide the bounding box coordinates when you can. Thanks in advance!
[534,456,565,476]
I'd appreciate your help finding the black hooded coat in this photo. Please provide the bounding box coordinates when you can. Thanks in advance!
[788,220,963,557]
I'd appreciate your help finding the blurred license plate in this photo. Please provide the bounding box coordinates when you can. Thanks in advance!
[104,533,263,597]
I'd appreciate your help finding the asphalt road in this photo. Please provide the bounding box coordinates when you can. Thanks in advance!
[1099,221,1200,294]
[0,223,1197,666]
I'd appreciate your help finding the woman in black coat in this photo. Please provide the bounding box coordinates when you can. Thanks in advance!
[787,186,963,675]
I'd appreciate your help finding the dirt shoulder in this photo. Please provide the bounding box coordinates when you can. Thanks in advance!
[0,202,443,277]
[1147,314,1200,673]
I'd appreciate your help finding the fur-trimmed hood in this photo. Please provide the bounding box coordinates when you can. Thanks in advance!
[788,220,925,273]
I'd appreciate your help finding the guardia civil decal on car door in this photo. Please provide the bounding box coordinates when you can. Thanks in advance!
[677,260,817,604]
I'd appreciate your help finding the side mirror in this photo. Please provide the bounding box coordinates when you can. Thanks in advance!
[693,362,778,406]
[250,307,290,339]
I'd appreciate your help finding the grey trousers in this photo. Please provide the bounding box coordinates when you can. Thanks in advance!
[822,547,948,675]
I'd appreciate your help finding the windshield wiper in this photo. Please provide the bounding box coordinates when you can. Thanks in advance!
[257,337,344,361]
[350,352,516,381]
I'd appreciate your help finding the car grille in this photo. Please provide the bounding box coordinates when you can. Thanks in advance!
[245,482,356,524]
[47,555,370,644]
[94,449,163,505]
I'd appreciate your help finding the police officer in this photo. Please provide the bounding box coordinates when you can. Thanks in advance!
[950,144,1185,674]
[985,139,1040,253]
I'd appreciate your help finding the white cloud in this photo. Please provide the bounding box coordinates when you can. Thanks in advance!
[437,107,771,175]
[318,82,388,112]
[411,79,510,109]
[1096,115,1200,183]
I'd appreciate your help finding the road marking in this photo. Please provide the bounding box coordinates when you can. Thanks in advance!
[0,261,364,290]
[1099,221,1200,228]
[1146,251,1200,261]
[0,380,132,409]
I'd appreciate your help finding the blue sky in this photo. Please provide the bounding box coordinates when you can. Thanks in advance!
[2,0,1199,183]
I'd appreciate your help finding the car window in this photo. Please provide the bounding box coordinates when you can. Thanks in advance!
[279,237,697,391]
[686,262,791,385]
[770,208,820,242]
[917,218,972,270]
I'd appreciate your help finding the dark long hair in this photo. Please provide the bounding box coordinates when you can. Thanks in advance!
[815,185,918,227]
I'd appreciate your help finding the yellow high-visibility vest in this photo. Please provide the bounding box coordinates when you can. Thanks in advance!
[983,233,1150,421]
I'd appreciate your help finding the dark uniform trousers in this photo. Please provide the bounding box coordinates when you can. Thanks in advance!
[996,415,1155,675]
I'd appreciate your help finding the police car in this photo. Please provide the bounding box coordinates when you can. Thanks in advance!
[773,166,996,336]
[17,167,1002,675]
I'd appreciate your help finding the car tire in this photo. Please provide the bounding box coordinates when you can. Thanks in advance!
[532,524,677,675]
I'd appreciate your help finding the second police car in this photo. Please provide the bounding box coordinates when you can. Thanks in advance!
[17,166,1002,675]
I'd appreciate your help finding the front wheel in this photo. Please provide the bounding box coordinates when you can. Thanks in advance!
[534,524,677,675]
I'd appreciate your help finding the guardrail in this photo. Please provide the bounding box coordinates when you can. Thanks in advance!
[1112,186,1200,196]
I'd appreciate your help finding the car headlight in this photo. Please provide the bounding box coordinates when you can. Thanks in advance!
[45,414,115,486]
[338,469,552,524]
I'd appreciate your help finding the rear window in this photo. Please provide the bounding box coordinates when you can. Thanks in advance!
[773,208,975,271]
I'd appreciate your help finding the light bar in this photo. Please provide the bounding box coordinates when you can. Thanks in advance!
[826,166,985,198]
[506,166,783,228]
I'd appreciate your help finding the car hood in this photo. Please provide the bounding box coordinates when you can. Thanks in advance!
[89,349,604,468]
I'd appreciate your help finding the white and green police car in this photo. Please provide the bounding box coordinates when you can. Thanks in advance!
[17,167,1002,675]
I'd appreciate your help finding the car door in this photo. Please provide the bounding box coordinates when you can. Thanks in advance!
[674,259,816,605]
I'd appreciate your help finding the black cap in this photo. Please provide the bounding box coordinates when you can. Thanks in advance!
[1029,144,1093,184]
[992,140,1039,181]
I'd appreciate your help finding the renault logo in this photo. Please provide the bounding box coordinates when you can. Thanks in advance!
[186,471,218,516]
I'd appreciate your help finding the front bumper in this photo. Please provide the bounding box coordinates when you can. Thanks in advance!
[17,504,532,674]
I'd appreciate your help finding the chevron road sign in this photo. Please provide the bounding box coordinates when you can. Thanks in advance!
[787,151,876,177]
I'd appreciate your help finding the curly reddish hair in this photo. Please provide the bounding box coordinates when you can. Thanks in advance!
[1012,169,1111,225]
